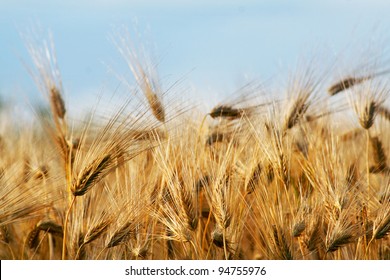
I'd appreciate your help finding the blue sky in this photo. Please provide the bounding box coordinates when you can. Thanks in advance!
[1,0,390,114]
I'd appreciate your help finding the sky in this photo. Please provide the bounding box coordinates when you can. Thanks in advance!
[1,0,390,115]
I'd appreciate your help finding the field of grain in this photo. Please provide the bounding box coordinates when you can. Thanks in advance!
[0,30,389,260]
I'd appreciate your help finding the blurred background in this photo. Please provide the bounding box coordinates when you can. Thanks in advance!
[1,0,390,117]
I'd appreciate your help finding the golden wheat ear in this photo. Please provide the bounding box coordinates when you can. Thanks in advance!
[83,218,112,246]
[349,83,388,130]
[112,27,166,123]
[106,221,134,248]
[328,77,366,96]
[328,68,390,96]
[282,68,320,132]
[377,105,390,121]
[373,215,390,240]
[209,105,244,119]
[71,154,113,196]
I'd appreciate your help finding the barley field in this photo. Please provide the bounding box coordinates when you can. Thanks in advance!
[0,30,389,260]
